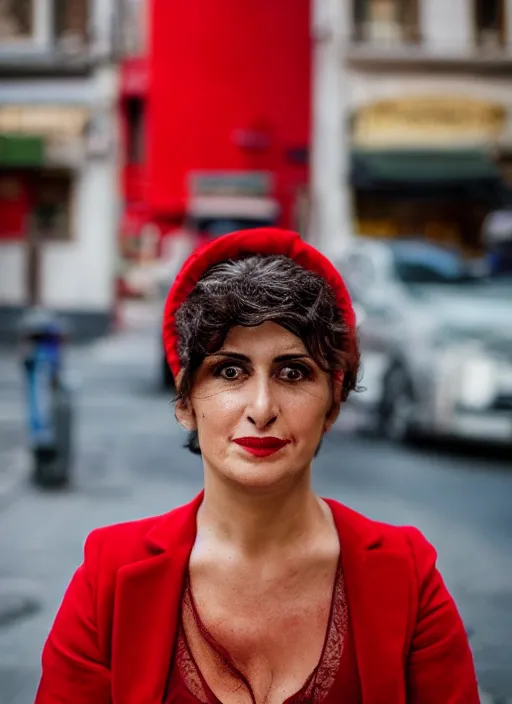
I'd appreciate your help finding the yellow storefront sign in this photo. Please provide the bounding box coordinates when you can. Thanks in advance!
[0,106,89,138]
[353,97,507,147]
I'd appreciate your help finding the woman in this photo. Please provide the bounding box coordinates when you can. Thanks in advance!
[36,228,479,703]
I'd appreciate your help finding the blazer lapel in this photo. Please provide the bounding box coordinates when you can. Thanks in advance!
[111,493,203,704]
[327,500,411,704]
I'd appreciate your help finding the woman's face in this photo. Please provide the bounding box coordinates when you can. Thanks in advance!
[176,322,341,491]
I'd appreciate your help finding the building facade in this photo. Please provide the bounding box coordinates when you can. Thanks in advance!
[0,0,120,340]
[148,0,311,233]
[312,0,512,256]
[116,0,312,298]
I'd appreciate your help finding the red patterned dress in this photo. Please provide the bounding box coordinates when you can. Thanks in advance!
[164,560,362,703]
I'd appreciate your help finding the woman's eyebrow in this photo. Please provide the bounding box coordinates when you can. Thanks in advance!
[207,352,250,362]
[207,352,311,363]
[274,353,312,363]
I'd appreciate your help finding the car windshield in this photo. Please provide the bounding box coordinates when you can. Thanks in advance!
[390,242,472,285]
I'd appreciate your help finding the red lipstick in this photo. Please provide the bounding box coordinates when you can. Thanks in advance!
[233,436,290,457]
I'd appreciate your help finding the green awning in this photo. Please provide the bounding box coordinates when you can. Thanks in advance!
[0,134,45,167]
[351,149,502,187]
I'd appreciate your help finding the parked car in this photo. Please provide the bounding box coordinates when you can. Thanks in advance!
[337,239,512,445]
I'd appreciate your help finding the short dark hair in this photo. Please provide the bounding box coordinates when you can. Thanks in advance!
[172,254,360,454]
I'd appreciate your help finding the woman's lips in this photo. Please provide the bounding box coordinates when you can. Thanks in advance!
[233,437,290,457]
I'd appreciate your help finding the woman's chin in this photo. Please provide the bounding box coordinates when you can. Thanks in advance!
[215,458,304,491]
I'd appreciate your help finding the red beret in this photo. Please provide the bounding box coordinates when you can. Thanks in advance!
[162,227,355,377]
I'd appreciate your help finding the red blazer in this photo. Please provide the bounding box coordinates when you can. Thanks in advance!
[35,492,479,703]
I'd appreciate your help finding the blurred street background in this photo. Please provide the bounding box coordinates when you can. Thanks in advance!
[1,1,512,702]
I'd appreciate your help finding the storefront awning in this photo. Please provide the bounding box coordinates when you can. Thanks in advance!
[0,134,44,166]
[351,149,502,189]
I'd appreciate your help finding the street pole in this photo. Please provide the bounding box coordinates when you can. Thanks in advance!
[310,0,353,259]
[26,214,41,308]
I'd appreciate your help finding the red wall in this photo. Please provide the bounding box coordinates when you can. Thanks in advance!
[148,0,311,226]
[0,173,30,240]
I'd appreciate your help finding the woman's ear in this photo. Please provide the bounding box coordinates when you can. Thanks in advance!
[175,397,197,431]
[324,372,343,434]
[174,369,197,431]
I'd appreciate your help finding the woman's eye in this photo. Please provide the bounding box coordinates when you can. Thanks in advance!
[278,365,310,382]
[216,365,243,380]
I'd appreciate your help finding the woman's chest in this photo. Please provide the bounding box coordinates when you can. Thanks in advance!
[181,559,343,703]
[193,583,330,664]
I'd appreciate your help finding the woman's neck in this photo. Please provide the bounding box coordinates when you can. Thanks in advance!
[198,469,331,558]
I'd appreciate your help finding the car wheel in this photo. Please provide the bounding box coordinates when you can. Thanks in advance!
[379,365,415,444]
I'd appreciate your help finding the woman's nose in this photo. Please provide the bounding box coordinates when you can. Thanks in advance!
[246,377,278,429]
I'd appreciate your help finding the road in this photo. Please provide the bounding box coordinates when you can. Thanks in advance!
[0,306,510,703]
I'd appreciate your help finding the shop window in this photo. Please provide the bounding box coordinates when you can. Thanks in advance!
[126,97,146,164]
[54,0,89,51]
[33,173,73,241]
[353,0,419,44]
[474,0,505,49]
[0,0,34,42]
